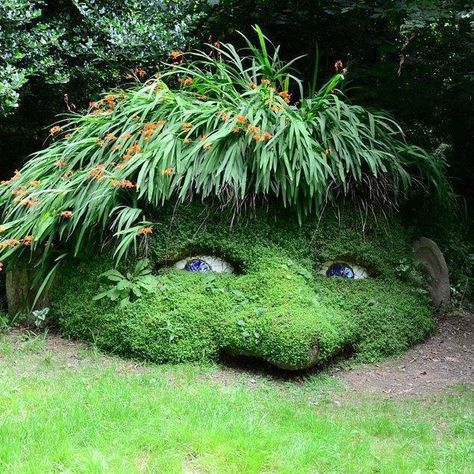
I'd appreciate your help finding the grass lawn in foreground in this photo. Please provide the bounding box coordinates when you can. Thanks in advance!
[0,331,472,473]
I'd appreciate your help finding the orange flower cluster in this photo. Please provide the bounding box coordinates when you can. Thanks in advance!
[121,132,132,140]
[278,91,291,103]
[170,50,184,59]
[123,142,141,162]
[323,148,332,156]
[217,111,230,122]
[140,122,162,140]
[246,125,272,142]
[29,180,41,187]
[55,160,67,168]
[235,115,247,124]
[110,179,135,189]
[139,226,153,235]
[162,168,174,176]
[271,105,284,113]
[203,143,212,151]
[60,210,73,218]
[22,235,34,246]
[49,125,62,136]
[182,122,192,131]
[0,239,20,249]
[261,79,271,86]
[249,82,257,89]
[12,187,26,197]
[89,164,106,180]
[105,133,117,142]
[179,77,193,87]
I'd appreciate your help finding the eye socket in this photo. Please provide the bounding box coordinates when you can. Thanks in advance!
[174,256,234,273]
[326,262,354,279]
[319,261,369,279]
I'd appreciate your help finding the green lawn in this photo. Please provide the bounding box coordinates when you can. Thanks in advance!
[0,331,472,473]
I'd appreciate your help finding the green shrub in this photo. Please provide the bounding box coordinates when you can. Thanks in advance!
[51,205,433,369]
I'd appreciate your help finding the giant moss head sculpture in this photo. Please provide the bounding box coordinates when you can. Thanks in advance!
[0,28,448,369]
[52,204,434,369]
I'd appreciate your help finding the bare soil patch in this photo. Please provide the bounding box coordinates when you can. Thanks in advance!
[334,311,473,396]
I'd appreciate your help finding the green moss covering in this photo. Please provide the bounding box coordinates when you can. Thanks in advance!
[51,204,434,369]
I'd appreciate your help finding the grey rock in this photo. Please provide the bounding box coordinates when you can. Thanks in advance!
[413,237,450,307]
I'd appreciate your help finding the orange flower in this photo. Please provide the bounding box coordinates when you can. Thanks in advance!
[203,143,212,151]
[183,138,193,144]
[170,50,184,59]
[262,131,273,140]
[278,91,291,103]
[64,134,73,139]
[60,210,73,218]
[252,135,262,142]
[162,168,174,176]
[126,143,141,155]
[112,145,122,152]
[120,180,135,189]
[97,139,105,148]
[0,226,5,233]
[105,133,117,142]
[89,165,106,180]
[49,125,62,136]
[139,226,153,235]
[180,77,193,86]
[12,188,26,197]
[323,148,332,156]
[20,199,37,207]
[182,122,192,131]
[110,179,121,187]
[261,79,271,86]
[199,95,208,101]
[248,82,257,89]
[22,235,34,246]
[121,132,132,140]
[231,127,240,134]
[200,133,209,142]
[247,124,260,134]
[55,160,66,168]
[235,115,247,124]
[271,105,283,112]
[29,180,41,187]
[0,239,20,250]
[217,111,230,121]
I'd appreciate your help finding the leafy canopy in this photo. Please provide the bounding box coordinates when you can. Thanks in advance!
[0,26,448,280]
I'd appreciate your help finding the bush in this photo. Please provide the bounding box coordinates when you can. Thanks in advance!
[51,204,433,369]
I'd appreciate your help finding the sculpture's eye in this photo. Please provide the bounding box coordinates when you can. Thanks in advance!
[174,256,234,273]
[326,262,354,279]
[319,261,369,279]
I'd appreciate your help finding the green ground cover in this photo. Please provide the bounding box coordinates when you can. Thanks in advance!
[0,331,472,473]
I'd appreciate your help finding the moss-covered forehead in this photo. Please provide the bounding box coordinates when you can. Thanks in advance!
[149,204,414,277]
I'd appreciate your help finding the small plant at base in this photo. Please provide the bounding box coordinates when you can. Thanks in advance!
[94,258,156,307]
[32,307,50,328]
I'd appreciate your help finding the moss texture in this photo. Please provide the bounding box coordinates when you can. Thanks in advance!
[51,204,434,369]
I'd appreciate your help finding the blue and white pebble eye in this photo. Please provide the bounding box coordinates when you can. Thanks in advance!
[174,256,234,273]
[319,261,369,279]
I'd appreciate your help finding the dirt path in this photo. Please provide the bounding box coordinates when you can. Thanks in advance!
[334,311,473,396]
[3,311,473,398]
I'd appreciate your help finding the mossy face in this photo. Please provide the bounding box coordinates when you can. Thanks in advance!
[52,205,433,369]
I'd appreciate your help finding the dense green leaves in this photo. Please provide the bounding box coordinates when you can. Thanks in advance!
[0,29,449,280]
